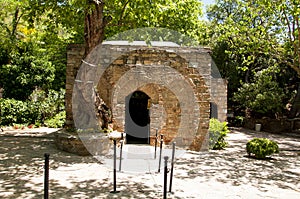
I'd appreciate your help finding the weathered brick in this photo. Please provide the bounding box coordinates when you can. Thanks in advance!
[66,43,227,151]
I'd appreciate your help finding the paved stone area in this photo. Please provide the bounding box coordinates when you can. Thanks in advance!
[0,127,299,198]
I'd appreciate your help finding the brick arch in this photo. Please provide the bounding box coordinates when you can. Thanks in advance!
[96,49,210,150]
[137,83,181,145]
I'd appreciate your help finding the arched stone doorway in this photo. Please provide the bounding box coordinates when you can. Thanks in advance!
[125,91,150,144]
[94,47,209,150]
[68,42,228,151]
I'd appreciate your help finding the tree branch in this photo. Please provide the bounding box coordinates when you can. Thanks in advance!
[282,6,293,44]
[296,15,300,70]
[118,0,130,25]
[11,7,20,39]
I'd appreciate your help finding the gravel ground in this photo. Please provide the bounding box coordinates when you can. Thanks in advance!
[0,127,299,198]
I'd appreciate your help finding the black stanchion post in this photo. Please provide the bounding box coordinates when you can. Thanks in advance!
[44,153,50,199]
[163,156,169,199]
[169,142,176,193]
[110,139,120,193]
[154,128,158,159]
[119,140,123,172]
[158,134,164,173]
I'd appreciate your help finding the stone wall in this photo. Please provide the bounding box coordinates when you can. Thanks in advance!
[211,78,228,122]
[65,44,85,128]
[66,42,227,151]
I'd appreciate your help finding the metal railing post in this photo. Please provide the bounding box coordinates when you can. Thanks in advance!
[158,134,164,173]
[154,128,158,159]
[110,139,120,193]
[119,140,123,172]
[163,156,169,199]
[44,153,50,199]
[169,142,176,193]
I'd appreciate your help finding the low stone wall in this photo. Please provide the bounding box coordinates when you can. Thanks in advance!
[54,131,112,156]
[55,133,89,156]
[244,118,292,133]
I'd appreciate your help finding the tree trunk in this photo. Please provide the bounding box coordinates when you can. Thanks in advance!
[288,82,300,118]
[84,1,105,56]
[82,0,112,129]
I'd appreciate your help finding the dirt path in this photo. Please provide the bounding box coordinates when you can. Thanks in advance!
[0,128,299,198]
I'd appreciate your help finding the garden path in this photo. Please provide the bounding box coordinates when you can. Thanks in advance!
[0,127,299,198]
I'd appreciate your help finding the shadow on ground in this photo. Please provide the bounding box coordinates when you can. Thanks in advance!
[0,136,164,198]
[0,127,299,198]
[174,128,300,194]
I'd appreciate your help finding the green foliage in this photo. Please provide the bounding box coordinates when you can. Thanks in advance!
[257,0,300,76]
[0,98,31,124]
[246,138,279,159]
[44,111,66,128]
[104,0,205,44]
[233,66,285,117]
[0,89,65,127]
[0,41,55,100]
[1,0,298,129]
[231,116,244,127]
[30,89,65,120]
[208,0,280,73]
[207,0,299,118]
[0,0,209,102]
[209,118,229,150]
[0,0,77,99]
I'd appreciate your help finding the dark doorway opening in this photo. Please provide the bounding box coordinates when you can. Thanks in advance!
[210,102,218,119]
[125,91,150,144]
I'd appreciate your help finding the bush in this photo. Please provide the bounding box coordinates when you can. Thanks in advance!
[233,116,244,126]
[246,138,279,159]
[0,40,56,100]
[0,89,65,127]
[233,66,285,118]
[29,89,65,121]
[209,118,229,150]
[44,111,66,128]
[0,99,32,125]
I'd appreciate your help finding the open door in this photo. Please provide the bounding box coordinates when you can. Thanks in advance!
[125,91,150,144]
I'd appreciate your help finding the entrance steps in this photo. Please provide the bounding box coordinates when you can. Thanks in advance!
[99,144,185,173]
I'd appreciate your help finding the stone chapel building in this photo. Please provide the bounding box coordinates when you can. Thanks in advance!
[65,41,227,151]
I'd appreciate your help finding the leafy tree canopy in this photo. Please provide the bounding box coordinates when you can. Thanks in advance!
[207,0,299,117]
[0,0,208,100]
